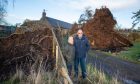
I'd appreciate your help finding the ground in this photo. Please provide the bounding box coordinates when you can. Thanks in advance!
[87,49,140,84]
[117,42,140,63]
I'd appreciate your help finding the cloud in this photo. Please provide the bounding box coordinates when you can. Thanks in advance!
[6,0,140,27]
[48,0,139,11]
[7,14,39,20]
[5,14,40,24]
[8,14,25,20]
[88,0,139,10]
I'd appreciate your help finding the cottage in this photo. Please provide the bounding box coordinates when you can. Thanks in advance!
[0,25,16,37]
[40,10,72,35]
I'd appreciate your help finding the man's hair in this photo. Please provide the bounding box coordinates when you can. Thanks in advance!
[77,28,84,34]
[77,28,83,31]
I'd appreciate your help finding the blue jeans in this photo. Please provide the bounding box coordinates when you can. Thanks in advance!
[74,57,87,78]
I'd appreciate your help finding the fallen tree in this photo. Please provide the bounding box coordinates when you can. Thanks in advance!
[70,7,133,52]
[0,20,73,84]
[0,21,55,80]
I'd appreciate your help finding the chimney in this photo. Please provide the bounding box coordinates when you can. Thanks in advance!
[41,9,47,21]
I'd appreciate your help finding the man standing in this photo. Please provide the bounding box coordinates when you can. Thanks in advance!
[64,36,75,76]
[74,29,90,79]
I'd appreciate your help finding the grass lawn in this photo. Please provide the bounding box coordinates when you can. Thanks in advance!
[88,42,140,64]
[117,42,140,63]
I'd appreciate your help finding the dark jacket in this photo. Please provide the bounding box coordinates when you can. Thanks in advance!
[74,35,90,58]
[64,43,75,64]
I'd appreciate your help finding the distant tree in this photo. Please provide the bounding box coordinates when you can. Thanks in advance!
[115,24,122,30]
[128,32,140,42]
[132,9,140,28]
[0,0,8,20]
[138,27,140,31]
[78,7,94,24]
[0,0,15,24]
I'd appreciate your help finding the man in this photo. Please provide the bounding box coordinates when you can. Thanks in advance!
[64,36,75,76]
[74,29,90,79]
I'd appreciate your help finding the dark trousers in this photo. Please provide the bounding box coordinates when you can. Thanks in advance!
[74,57,87,79]
[67,63,72,76]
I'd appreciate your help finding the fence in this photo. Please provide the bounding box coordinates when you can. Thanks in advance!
[50,24,73,84]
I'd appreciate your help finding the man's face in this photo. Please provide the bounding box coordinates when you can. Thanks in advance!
[68,36,74,45]
[77,30,83,38]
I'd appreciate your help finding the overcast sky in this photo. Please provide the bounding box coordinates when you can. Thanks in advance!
[5,0,140,28]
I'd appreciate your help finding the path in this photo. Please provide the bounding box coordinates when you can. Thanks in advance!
[87,50,140,84]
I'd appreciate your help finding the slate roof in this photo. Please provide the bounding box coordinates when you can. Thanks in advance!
[46,17,72,29]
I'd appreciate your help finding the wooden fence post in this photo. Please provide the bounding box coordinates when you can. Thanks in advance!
[56,45,58,69]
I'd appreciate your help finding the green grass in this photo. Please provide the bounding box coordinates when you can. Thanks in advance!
[88,42,140,64]
[118,42,140,63]
[0,64,120,84]
[85,64,120,84]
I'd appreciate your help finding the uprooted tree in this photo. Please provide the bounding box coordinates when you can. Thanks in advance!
[71,7,133,52]
[0,19,73,84]
[0,21,55,80]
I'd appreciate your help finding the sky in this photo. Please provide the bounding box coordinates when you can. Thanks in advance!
[5,0,140,28]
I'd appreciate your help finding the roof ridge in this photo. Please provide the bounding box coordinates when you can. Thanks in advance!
[46,17,72,29]
[46,17,72,24]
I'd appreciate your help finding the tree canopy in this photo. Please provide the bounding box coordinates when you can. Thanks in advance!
[132,9,140,28]
[78,7,94,24]
[0,0,8,19]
